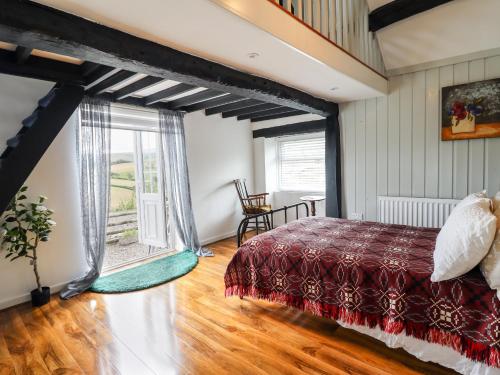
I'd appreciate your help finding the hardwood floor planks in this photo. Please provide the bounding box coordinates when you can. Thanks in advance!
[0,236,456,374]
[0,313,15,375]
[17,305,83,374]
[1,309,50,375]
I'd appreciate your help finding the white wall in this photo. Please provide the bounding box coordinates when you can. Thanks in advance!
[0,74,86,309]
[340,55,500,221]
[184,111,254,245]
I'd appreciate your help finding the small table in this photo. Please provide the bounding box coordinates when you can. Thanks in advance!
[299,195,325,217]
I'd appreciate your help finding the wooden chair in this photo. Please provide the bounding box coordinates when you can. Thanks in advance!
[233,179,271,241]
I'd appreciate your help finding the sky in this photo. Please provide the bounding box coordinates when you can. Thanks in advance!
[111,129,134,154]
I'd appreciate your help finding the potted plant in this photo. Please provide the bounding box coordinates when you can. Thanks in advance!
[0,186,56,307]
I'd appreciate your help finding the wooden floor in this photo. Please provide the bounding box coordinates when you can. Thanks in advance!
[0,236,457,375]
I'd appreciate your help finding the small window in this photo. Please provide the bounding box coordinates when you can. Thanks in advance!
[278,134,325,192]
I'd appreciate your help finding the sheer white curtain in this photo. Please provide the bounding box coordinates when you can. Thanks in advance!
[158,110,213,257]
[60,98,111,299]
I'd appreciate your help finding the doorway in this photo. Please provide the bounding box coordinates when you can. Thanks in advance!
[104,109,171,271]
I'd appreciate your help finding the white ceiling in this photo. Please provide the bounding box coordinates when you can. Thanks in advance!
[33,0,386,103]
[366,0,391,11]
[375,0,500,71]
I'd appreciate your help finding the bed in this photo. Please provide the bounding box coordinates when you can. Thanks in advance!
[225,217,500,375]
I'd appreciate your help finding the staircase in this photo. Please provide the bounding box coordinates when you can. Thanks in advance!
[0,83,84,214]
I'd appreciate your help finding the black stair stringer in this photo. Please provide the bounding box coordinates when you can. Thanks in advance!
[0,83,84,214]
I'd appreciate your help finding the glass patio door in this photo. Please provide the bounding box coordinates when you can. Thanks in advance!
[134,131,168,248]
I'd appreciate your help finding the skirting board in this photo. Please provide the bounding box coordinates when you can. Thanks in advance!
[0,281,68,311]
[201,230,237,246]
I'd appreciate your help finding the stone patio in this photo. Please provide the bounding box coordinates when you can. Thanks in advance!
[104,210,168,270]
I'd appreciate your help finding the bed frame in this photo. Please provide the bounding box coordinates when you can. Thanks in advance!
[236,202,309,246]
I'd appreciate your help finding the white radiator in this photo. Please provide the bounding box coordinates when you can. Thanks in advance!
[377,196,461,228]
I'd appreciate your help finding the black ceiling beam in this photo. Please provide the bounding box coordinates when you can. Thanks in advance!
[86,70,136,95]
[251,110,308,122]
[181,94,243,113]
[114,76,164,100]
[96,93,174,112]
[15,46,32,64]
[144,83,195,105]
[369,0,453,32]
[84,65,116,86]
[253,119,326,138]
[80,61,100,77]
[242,107,297,121]
[0,0,337,116]
[222,103,281,119]
[0,49,84,85]
[166,89,224,110]
[205,99,262,116]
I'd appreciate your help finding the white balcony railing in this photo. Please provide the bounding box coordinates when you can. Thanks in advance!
[272,0,385,75]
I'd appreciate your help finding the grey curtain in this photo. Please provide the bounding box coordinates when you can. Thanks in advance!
[60,97,111,299]
[158,110,213,257]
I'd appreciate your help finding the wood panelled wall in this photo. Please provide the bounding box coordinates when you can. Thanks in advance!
[340,55,500,221]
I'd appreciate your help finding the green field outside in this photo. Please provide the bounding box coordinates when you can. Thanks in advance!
[110,161,136,212]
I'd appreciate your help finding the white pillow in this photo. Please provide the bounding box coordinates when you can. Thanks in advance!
[480,230,500,298]
[480,192,500,297]
[453,190,487,211]
[431,196,497,282]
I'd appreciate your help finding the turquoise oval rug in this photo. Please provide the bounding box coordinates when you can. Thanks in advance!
[90,250,198,293]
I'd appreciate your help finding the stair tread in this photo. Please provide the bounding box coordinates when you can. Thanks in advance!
[0,83,84,216]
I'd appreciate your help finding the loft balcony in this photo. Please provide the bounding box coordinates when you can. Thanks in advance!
[32,0,388,103]
[210,0,387,102]
[270,0,385,75]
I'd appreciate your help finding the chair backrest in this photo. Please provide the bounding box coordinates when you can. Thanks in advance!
[233,179,250,211]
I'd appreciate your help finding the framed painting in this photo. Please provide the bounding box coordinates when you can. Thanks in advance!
[441,78,500,141]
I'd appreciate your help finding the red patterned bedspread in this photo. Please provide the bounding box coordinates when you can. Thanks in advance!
[225,217,500,367]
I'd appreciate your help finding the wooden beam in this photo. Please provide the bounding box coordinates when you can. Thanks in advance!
[0,0,337,116]
[369,0,453,32]
[144,83,195,105]
[14,46,32,64]
[84,65,116,86]
[86,70,136,95]
[114,76,163,100]
[252,119,326,138]
[325,115,342,217]
[166,89,224,110]
[222,103,281,119]
[80,61,100,76]
[205,99,262,116]
[0,49,84,85]
[181,94,243,112]
[251,110,307,122]
[245,107,299,120]
[96,92,174,112]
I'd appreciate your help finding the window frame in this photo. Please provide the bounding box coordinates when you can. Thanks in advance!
[276,131,326,193]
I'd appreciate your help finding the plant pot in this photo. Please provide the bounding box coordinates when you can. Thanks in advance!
[31,286,50,307]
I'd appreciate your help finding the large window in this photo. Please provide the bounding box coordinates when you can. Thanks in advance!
[278,134,325,192]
